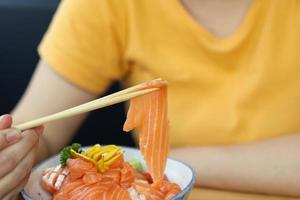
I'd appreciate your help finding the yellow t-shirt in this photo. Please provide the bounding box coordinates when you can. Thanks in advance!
[39,0,300,147]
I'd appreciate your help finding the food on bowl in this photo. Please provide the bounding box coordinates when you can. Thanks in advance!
[40,80,182,199]
[41,144,181,199]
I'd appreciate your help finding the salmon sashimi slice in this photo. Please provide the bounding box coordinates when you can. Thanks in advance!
[152,180,181,200]
[41,165,70,194]
[120,162,136,188]
[54,181,113,200]
[58,183,131,200]
[68,184,93,200]
[123,79,169,183]
[67,158,97,181]
[102,184,131,200]
[83,172,103,184]
[108,154,124,169]
[53,180,84,199]
[84,190,103,200]
[102,168,121,184]
[133,180,165,200]
[133,179,181,200]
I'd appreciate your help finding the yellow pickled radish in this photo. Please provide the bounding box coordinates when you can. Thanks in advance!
[70,149,96,164]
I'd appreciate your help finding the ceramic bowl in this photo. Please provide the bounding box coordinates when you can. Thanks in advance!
[22,146,196,200]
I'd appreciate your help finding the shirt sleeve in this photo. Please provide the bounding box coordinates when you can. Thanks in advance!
[38,0,128,95]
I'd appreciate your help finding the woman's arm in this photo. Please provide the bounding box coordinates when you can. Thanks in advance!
[12,60,98,161]
[170,133,300,197]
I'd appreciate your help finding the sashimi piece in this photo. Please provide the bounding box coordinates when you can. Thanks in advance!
[134,172,149,184]
[69,183,113,200]
[102,168,121,184]
[120,162,136,188]
[84,189,103,200]
[123,79,169,183]
[68,184,93,200]
[41,165,70,194]
[94,181,115,190]
[60,173,72,186]
[83,172,102,184]
[152,180,181,200]
[133,180,165,200]
[102,184,131,200]
[41,167,58,194]
[52,196,69,200]
[164,189,181,200]
[67,158,97,181]
[54,181,112,200]
[53,180,84,200]
[85,190,103,200]
[108,154,124,169]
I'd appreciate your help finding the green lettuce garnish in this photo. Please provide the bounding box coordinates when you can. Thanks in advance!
[60,143,82,166]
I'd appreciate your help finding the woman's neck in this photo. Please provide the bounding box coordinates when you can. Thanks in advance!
[181,0,254,38]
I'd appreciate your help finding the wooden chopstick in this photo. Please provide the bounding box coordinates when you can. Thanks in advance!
[14,85,159,131]
[83,78,162,106]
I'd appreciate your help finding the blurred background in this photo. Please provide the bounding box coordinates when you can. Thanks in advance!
[0,0,135,147]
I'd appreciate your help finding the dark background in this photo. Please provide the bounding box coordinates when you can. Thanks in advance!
[0,0,135,147]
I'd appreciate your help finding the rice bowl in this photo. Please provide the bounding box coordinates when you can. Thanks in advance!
[22,146,196,200]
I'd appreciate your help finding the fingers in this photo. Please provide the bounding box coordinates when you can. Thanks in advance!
[0,115,21,150]
[0,115,44,199]
[0,115,12,130]
[0,129,22,151]
[0,129,39,179]
[2,174,29,200]
[0,148,36,199]
[33,125,44,136]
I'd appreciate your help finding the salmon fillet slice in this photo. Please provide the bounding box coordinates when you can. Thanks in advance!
[67,158,97,181]
[123,79,169,183]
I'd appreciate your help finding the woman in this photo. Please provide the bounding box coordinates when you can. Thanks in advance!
[0,0,300,199]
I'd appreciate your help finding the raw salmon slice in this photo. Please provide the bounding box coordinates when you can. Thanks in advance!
[67,158,97,181]
[54,181,112,200]
[83,172,102,184]
[53,180,84,199]
[102,184,131,200]
[41,165,70,194]
[133,180,165,200]
[123,79,169,183]
[102,168,121,184]
[152,180,181,200]
[120,162,136,188]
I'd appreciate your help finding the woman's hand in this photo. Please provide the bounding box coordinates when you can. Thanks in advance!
[0,114,43,200]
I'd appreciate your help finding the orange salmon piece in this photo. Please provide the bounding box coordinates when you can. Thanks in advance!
[84,188,104,200]
[41,165,70,194]
[133,181,164,200]
[123,79,169,183]
[52,196,69,200]
[54,181,111,200]
[102,168,121,184]
[108,155,124,169]
[69,184,108,200]
[83,172,102,184]
[103,184,131,200]
[120,162,136,188]
[53,180,84,200]
[67,158,97,181]
[153,179,181,200]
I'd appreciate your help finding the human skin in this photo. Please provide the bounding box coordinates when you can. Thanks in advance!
[2,0,300,198]
[0,115,43,200]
